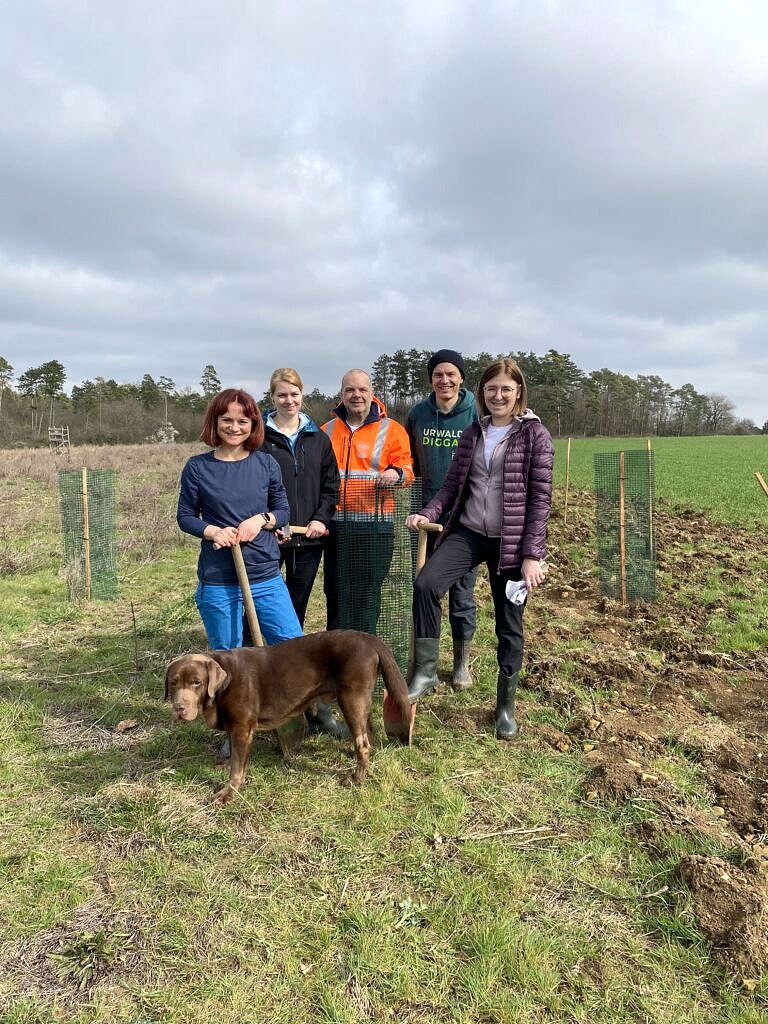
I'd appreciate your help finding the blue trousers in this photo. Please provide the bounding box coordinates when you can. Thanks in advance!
[195,574,302,650]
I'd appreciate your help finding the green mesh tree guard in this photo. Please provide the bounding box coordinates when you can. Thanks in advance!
[332,477,421,687]
[594,450,656,602]
[59,468,119,600]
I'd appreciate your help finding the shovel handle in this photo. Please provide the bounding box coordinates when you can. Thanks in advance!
[416,523,443,576]
[231,543,264,647]
[283,524,329,537]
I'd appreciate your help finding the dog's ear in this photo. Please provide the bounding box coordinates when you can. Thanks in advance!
[205,657,230,705]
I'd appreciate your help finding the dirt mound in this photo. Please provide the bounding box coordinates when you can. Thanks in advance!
[679,855,768,977]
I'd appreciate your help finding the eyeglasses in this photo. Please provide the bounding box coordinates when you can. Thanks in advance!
[483,385,518,397]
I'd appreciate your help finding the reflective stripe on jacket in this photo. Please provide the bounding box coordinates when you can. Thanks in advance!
[322,396,414,517]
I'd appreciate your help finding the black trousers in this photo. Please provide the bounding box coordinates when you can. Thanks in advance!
[413,525,525,676]
[279,545,324,628]
[324,523,394,634]
[425,530,478,641]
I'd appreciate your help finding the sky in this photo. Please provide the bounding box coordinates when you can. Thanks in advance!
[1,0,767,425]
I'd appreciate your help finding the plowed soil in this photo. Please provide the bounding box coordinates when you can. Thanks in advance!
[524,496,768,976]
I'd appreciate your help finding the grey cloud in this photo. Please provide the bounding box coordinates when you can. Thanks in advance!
[0,0,766,424]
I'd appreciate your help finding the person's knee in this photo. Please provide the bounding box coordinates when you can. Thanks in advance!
[413,574,432,602]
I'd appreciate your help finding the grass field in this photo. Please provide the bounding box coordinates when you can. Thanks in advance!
[553,435,768,528]
[1,441,767,1023]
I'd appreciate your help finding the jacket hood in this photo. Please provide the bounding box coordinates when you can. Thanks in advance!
[264,410,318,435]
[425,387,476,419]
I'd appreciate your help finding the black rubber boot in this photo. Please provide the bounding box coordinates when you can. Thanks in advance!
[305,701,350,740]
[495,671,519,740]
[450,637,474,691]
[407,638,440,702]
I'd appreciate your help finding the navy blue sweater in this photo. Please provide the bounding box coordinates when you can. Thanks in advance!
[177,450,290,585]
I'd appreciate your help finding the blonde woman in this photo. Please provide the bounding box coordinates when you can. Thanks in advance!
[260,368,344,737]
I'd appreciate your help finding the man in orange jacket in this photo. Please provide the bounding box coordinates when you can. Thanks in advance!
[322,368,414,632]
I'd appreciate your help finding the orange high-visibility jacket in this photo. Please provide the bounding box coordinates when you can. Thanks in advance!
[322,396,414,517]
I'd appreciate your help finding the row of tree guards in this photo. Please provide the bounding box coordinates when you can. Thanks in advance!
[58,455,660,609]
[60,455,767,612]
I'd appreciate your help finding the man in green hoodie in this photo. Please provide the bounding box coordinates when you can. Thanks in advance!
[405,350,479,690]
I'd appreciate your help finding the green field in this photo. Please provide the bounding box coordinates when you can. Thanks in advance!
[553,435,768,528]
[1,442,767,1023]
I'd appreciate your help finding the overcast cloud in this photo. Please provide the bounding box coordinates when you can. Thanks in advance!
[1,0,767,423]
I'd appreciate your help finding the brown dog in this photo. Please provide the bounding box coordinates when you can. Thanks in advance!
[164,629,412,805]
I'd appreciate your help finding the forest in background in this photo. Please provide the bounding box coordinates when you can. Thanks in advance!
[0,349,763,448]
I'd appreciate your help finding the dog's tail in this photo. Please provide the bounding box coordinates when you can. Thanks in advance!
[373,636,411,728]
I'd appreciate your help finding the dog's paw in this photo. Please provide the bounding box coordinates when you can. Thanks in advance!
[211,785,235,807]
[341,771,365,787]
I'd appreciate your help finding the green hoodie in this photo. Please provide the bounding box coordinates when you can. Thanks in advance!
[405,388,478,507]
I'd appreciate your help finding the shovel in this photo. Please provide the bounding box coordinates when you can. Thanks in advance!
[382,522,443,743]
[229,541,306,757]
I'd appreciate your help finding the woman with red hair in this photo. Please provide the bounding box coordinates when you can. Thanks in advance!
[177,387,302,649]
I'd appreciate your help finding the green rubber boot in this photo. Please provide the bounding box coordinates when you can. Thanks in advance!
[305,701,351,740]
[495,671,519,740]
[407,638,440,702]
[450,637,474,691]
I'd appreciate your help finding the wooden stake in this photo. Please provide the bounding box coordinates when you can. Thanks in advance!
[81,467,92,601]
[564,437,572,526]
[647,438,655,562]
[755,471,768,498]
[618,451,628,607]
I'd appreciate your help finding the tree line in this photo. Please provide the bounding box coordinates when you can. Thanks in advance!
[0,350,763,449]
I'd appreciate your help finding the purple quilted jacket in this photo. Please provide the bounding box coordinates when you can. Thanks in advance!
[420,414,554,570]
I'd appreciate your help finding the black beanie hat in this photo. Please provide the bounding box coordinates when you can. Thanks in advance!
[427,349,465,380]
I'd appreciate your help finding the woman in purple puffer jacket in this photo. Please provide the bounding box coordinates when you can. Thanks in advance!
[405,357,554,740]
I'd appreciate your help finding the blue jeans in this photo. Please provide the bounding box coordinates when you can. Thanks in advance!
[195,574,302,650]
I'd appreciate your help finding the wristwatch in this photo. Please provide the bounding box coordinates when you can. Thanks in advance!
[260,512,271,528]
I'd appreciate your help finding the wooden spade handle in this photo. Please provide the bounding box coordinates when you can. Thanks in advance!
[416,523,443,576]
[231,543,264,647]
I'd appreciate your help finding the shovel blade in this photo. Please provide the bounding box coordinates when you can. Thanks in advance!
[383,692,416,745]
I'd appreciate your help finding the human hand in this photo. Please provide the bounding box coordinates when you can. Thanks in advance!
[521,558,547,590]
[377,468,400,486]
[235,515,263,544]
[305,519,328,539]
[405,514,430,533]
[211,525,238,548]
